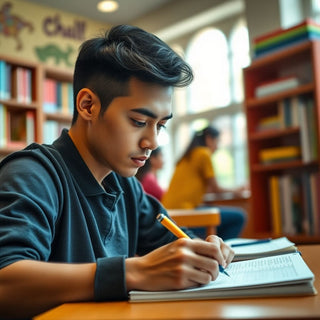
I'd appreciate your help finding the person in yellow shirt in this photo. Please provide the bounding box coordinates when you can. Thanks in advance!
[162,126,246,239]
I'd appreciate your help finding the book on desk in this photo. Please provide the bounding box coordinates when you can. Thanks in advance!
[225,236,298,261]
[129,238,316,303]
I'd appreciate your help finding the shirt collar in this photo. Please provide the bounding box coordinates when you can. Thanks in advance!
[52,129,123,203]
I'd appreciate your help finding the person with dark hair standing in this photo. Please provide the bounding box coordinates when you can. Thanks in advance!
[162,126,247,240]
[136,147,165,201]
[0,25,234,319]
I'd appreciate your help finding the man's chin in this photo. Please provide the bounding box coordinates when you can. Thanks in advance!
[117,168,139,178]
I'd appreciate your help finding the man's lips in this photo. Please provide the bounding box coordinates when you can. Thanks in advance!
[131,156,148,167]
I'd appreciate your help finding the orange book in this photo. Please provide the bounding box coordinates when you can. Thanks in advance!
[269,176,282,235]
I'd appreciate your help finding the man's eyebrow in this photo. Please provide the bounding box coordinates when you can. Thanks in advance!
[131,108,173,120]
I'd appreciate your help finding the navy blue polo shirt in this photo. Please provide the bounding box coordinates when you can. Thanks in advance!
[0,129,188,301]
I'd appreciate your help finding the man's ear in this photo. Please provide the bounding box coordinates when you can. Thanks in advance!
[76,88,99,120]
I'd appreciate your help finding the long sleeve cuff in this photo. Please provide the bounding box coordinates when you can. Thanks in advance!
[94,256,128,301]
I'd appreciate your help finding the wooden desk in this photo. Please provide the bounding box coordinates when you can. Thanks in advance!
[168,208,221,236]
[34,245,320,320]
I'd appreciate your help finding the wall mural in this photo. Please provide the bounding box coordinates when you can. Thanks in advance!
[35,43,74,67]
[43,14,86,41]
[0,2,34,50]
[0,1,89,67]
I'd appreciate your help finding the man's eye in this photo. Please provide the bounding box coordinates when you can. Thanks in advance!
[131,119,146,127]
[157,123,166,131]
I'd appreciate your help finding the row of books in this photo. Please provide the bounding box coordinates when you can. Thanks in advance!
[0,60,33,103]
[269,171,320,237]
[257,96,317,163]
[44,78,73,115]
[0,104,35,148]
[253,19,320,58]
[254,76,300,98]
[257,98,300,131]
[259,146,301,165]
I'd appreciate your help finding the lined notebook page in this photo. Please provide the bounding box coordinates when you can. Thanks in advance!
[129,252,314,301]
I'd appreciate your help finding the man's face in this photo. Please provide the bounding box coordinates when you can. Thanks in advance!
[87,77,173,178]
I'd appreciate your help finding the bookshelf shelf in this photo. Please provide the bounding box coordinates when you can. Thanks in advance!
[252,160,318,172]
[250,127,300,141]
[0,55,73,158]
[246,83,314,108]
[0,99,39,110]
[244,39,320,243]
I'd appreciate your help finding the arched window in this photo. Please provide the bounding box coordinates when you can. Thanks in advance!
[186,28,230,113]
[168,20,250,189]
[230,19,250,102]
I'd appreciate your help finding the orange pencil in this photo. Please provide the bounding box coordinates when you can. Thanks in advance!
[157,213,230,277]
[157,213,190,239]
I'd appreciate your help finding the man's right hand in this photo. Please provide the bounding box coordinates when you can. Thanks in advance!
[125,236,233,291]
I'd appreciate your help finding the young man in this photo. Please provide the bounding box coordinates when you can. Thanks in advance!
[0,25,234,319]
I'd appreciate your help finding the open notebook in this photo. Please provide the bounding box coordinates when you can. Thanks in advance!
[129,252,316,302]
[225,236,298,261]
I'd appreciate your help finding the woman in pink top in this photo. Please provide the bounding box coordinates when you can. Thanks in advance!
[136,147,165,201]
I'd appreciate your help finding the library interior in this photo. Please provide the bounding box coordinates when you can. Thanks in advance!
[1,0,320,319]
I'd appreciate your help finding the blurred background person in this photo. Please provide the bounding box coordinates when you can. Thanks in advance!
[136,147,165,201]
[162,126,247,240]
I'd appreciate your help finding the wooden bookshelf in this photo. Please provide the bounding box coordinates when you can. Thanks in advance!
[244,40,320,244]
[0,55,73,158]
[41,66,73,144]
[0,55,42,158]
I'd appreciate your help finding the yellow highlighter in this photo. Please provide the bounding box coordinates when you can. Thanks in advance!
[157,213,230,277]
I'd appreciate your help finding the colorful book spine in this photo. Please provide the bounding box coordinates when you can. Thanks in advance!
[259,146,301,164]
[0,104,7,147]
[254,26,320,51]
[26,110,35,144]
[0,60,7,100]
[269,172,319,237]
[255,77,300,97]
[43,78,57,113]
[269,175,282,235]
[257,115,282,131]
[298,97,314,163]
[253,19,320,58]
[253,19,319,44]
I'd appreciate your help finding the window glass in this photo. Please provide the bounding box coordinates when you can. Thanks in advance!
[162,19,250,190]
[186,28,230,113]
[211,113,247,188]
[312,0,320,23]
[230,20,250,102]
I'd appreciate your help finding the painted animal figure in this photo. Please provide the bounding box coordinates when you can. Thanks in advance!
[35,44,74,67]
[0,2,34,50]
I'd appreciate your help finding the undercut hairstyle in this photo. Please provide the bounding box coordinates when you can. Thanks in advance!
[72,24,193,124]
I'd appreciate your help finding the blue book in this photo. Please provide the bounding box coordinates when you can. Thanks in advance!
[0,60,6,100]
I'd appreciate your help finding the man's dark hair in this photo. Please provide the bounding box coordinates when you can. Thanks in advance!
[72,24,193,124]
